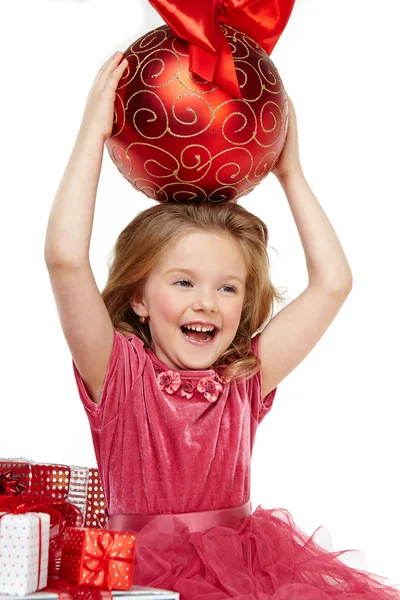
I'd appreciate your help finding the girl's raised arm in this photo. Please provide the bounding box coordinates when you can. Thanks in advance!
[44,52,128,405]
[257,98,353,399]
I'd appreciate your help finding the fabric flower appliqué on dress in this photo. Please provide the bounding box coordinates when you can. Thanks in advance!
[197,377,223,402]
[181,381,195,399]
[156,370,181,394]
[155,368,224,402]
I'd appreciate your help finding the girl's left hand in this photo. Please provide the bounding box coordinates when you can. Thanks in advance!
[271,95,303,180]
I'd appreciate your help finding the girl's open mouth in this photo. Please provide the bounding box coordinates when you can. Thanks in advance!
[181,325,217,344]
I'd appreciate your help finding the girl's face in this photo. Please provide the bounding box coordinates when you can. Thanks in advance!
[132,231,247,371]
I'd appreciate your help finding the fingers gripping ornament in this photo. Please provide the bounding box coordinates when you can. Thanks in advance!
[105,0,296,203]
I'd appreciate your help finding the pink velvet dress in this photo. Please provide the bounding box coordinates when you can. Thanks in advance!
[73,330,400,599]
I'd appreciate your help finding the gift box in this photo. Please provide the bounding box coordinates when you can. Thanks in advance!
[0,584,179,599]
[0,488,84,578]
[0,511,50,596]
[60,527,136,591]
[0,459,107,528]
[0,459,70,500]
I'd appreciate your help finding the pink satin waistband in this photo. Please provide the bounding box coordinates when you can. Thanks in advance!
[107,500,252,534]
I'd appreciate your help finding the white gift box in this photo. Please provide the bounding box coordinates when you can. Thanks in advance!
[0,512,50,596]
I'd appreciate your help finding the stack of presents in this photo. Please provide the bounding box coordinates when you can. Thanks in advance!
[0,459,179,599]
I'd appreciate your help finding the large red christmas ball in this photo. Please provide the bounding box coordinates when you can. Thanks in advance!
[106,24,288,203]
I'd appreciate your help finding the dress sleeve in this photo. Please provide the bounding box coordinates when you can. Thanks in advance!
[72,330,145,429]
[249,332,277,424]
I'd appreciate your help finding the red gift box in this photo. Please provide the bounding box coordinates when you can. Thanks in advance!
[0,459,71,498]
[60,527,136,591]
[0,459,108,528]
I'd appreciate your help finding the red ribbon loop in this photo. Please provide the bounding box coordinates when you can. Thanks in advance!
[148,0,296,97]
[83,531,115,587]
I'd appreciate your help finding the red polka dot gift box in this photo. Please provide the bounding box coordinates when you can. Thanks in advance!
[59,527,136,591]
[0,512,50,595]
[0,459,107,529]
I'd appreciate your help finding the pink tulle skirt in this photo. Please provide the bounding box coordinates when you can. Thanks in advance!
[131,506,400,599]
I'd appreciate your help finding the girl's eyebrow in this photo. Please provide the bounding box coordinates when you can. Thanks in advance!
[164,267,244,283]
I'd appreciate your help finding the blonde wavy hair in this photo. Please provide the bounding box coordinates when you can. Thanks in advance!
[102,201,287,382]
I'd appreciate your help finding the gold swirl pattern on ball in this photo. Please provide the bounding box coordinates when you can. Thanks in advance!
[106,24,288,202]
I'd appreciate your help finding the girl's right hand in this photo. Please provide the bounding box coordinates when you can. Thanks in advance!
[271,95,302,180]
[80,51,128,143]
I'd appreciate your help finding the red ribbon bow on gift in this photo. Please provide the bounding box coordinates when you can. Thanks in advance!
[82,530,133,590]
[0,469,26,495]
[0,492,83,529]
[148,0,296,97]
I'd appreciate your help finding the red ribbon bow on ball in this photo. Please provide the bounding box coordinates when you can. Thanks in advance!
[0,469,26,495]
[148,0,296,97]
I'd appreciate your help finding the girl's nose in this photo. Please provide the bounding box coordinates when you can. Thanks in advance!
[192,290,217,312]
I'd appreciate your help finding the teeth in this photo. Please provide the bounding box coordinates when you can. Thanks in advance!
[183,324,215,332]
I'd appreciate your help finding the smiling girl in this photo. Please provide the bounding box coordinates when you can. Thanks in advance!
[44,51,399,600]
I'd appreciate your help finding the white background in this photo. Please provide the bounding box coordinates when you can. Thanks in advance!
[1,0,399,587]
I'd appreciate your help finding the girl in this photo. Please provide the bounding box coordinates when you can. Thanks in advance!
[45,52,399,599]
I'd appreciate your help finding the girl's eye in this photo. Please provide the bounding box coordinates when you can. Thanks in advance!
[174,280,236,293]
